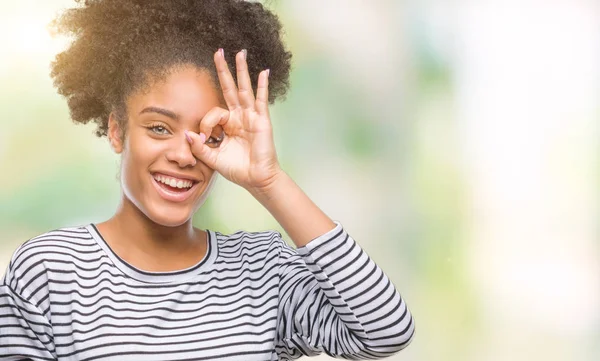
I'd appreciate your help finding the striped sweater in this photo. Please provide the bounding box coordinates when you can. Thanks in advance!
[0,221,415,360]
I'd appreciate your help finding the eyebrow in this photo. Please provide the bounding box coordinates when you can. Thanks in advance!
[139,106,179,121]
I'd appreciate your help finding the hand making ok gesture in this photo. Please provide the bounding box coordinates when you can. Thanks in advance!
[184,49,282,192]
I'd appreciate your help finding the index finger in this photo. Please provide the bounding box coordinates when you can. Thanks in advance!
[214,48,240,110]
[198,107,230,143]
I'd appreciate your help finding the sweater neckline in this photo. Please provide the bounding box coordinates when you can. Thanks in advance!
[85,223,217,284]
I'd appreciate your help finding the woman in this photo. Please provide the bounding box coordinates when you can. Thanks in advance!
[0,1,415,360]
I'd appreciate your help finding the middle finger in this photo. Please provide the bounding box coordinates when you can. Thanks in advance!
[236,49,255,109]
[214,48,241,110]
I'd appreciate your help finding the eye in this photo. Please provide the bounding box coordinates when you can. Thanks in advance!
[206,130,224,147]
[205,136,220,147]
[148,124,170,135]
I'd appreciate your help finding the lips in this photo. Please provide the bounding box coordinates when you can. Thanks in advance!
[151,173,201,203]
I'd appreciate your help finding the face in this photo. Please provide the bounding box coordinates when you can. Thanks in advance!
[108,65,224,227]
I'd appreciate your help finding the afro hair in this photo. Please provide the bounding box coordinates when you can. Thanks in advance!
[50,0,292,137]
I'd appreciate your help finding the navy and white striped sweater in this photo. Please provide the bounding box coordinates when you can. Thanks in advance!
[0,220,414,360]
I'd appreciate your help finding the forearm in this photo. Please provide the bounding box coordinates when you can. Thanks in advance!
[276,222,415,357]
[248,170,336,248]
[298,227,414,348]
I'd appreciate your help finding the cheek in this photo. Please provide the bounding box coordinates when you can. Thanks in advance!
[120,134,164,184]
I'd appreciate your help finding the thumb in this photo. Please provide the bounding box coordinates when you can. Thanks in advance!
[185,130,219,169]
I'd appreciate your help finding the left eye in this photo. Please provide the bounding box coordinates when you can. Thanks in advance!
[206,132,224,146]
[150,126,169,135]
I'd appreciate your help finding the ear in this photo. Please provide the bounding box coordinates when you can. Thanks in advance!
[108,113,124,154]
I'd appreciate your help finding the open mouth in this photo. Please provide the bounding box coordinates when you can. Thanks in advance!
[151,173,201,202]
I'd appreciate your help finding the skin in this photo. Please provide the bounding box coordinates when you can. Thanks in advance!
[97,49,336,272]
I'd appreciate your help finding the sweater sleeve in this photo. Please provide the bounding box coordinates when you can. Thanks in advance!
[274,221,415,360]
[0,254,56,361]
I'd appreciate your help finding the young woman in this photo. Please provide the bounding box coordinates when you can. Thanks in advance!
[0,1,415,360]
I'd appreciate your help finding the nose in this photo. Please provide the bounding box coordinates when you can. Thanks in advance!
[165,134,197,168]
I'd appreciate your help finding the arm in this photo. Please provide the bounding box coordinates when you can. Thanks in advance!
[0,260,56,361]
[251,172,415,359]
[185,49,415,357]
[247,171,336,248]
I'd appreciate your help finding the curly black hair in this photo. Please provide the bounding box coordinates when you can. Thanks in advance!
[50,0,292,137]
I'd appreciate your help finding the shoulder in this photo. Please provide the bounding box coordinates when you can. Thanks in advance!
[214,227,286,247]
[212,227,293,261]
[4,225,98,291]
[10,225,96,268]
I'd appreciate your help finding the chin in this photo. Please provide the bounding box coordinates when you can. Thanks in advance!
[144,177,219,228]
[149,212,193,228]
[124,173,219,228]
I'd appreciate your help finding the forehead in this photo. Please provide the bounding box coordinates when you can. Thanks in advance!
[127,66,222,119]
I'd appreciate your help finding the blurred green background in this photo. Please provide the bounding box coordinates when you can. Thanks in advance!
[0,1,598,360]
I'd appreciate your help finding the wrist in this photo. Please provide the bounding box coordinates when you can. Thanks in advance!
[247,169,290,203]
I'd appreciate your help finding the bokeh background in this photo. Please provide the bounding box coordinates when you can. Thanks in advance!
[1,1,598,360]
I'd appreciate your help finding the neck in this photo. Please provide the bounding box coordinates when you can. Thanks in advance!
[97,194,205,272]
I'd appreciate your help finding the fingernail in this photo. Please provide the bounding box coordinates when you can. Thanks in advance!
[184,131,193,144]
[241,49,247,60]
[199,133,207,144]
[266,69,270,78]
[218,48,224,57]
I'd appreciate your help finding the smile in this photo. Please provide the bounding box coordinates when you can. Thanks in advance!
[154,174,194,189]
[151,172,201,203]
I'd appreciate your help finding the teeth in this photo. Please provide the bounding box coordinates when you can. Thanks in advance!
[153,175,194,189]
